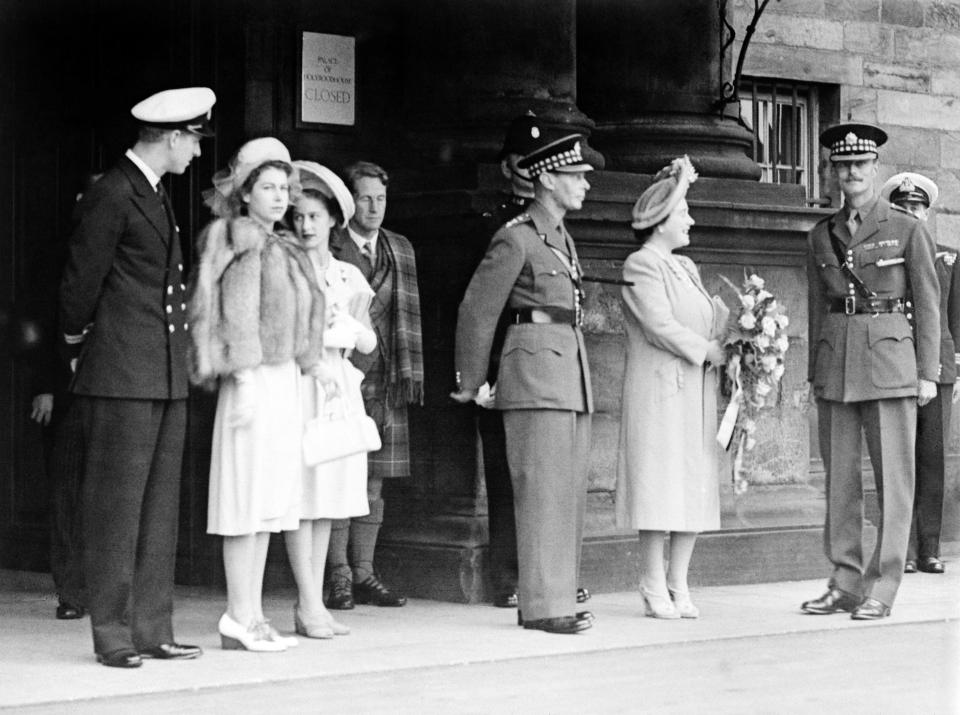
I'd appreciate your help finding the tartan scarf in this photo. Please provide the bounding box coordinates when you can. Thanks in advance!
[366,228,424,406]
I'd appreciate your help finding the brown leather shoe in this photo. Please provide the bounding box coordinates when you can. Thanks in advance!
[326,572,355,610]
[850,597,891,620]
[493,591,518,608]
[96,649,142,668]
[576,587,591,603]
[353,574,407,607]
[918,556,945,574]
[139,643,203,660]
[800,587,860,615]
[904,560,918,573]
[522,615,592,634]
[518,610,593,626]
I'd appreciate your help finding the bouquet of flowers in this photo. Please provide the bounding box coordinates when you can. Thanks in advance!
[716,272,790,495]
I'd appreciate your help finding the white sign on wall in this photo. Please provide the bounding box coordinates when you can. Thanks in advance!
[300,32,355,126]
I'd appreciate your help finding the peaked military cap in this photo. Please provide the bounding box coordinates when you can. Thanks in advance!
[880,171,939,208]
[819,122,887,162]
[131,87,216,137]
[499,111,543,159]
[518,133,594,177]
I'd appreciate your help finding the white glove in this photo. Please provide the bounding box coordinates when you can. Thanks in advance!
[229,370,256,428]
[309,360,340,400]
[473,382,496,409]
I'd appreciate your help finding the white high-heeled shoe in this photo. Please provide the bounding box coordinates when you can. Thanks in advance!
[668,588,700,619]
[218,613,286,652]
[261,619,299,647]
[640,587,680,619]
[294,604,351,637]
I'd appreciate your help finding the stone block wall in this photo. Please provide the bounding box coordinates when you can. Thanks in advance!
[732,0,960,541]
[732,0,960,245]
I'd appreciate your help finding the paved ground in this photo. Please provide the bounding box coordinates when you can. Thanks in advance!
[2,565,958,713]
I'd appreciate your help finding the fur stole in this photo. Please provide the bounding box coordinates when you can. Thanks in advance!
[187,217,324,387]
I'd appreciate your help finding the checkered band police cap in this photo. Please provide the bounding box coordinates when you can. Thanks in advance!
[517,134,594,177]
[819,122,888,162]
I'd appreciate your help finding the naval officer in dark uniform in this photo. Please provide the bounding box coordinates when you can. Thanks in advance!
[452,132,595,634]
[60,87,215,667]
[802,123,940,620]
[881,172,958,575]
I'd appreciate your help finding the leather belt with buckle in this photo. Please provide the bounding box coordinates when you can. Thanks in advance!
[828,297,905,315]
[510,307,577,325]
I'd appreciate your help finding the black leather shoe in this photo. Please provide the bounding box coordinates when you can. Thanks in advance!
[56,601,85,620]
[518,610,593,626]
[493,591,518,608]
[326,573,355,610]
[576,587,591,603]
[522,615,592,634]
[904,560,918,573]
[919,556,945,574]
[850,597,891,620]
[96,649,142,668]
[139,643,203,660]
[800,587,860,615]
[353,574,407,607]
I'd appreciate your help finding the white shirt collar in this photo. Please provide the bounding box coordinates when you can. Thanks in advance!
[125,149,162,190]
[348,225,377,256]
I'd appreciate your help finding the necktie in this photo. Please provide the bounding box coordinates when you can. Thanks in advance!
[361,240,374,264]
[846,210,861,239]
[157,182,176,234]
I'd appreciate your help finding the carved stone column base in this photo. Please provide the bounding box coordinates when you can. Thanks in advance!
[593,114,761,180]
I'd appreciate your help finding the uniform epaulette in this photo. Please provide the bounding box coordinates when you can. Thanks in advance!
[936,250,957,266]
[504,212,532,229]
[889,203,916,218]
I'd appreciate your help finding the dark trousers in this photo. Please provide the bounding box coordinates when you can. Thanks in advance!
[818,397,915,606]
[477,407,518,594]
[78,396,186,655]
[46,396,85,607]
[503,409,590,621]
[911,383,951,560]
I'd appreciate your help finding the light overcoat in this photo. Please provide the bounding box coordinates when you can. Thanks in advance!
[615,245,726,532]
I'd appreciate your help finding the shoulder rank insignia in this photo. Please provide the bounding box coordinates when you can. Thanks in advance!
[504,212,531,229]
[936,251,957,266]
[889,204,915,218]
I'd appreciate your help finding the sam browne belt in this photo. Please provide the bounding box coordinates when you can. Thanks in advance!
[828,297,905,315]
[510,307,578,325]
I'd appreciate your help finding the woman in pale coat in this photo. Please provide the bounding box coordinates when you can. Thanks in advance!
[284,160,377,639]
[616,156,729,619]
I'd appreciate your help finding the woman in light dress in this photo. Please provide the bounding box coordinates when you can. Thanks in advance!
[284,160,377,639]
[616,156,729,620]
[189,138,324,651]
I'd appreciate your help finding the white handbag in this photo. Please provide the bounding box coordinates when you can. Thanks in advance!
[302,392,381,467]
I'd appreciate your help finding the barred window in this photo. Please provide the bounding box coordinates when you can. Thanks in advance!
[740,79,820,202]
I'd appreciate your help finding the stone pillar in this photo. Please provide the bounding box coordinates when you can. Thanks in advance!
[378,0,600,602]
[576,0,761,179]
[398,0,594,165]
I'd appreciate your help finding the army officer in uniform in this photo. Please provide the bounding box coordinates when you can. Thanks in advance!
[881,172,958,575]
[452,132,595,635]
[60,87,215,667]
[802,123,940,620]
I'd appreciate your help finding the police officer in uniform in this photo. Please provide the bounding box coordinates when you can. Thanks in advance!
[881,172,958,575]
[802,123,940,620]
[452,132,595,634]
[60,87,215,667]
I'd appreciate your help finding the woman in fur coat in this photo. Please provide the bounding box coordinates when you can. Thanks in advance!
[284,160,377,639]
[188,137,324,652]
